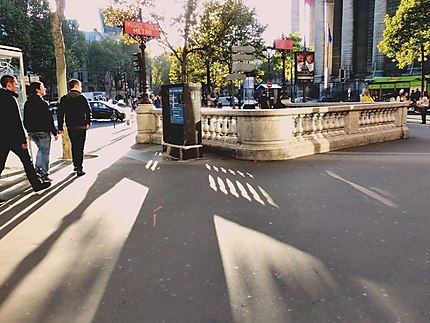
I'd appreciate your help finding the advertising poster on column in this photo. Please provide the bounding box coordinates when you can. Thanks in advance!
[295,51,314,83]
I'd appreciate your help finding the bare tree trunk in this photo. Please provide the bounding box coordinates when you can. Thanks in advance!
[51,0,71,159]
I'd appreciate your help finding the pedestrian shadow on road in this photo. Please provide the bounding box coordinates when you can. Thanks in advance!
[0,160,146,321]
[0,173,78,240]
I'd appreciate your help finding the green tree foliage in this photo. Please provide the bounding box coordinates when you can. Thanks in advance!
[159,0,199,83]
[151,52,170,94]
[87,38,140,94]
[62,20,88,74]
[378,0,430,68]
[103,0,155,45]
[169,0,266,91]
[0,0,87,86]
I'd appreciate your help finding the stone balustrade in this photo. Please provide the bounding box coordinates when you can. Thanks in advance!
[136,102,409,160]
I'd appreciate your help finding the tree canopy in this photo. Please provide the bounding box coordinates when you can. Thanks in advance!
[378,0,430,68]
[0,0,87,87]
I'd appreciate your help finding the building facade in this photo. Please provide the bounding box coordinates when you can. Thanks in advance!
[308,0,422,98]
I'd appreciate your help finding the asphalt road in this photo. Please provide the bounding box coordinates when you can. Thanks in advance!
[0,115,429,322]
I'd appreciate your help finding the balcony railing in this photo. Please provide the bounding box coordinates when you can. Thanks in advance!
[136,102,409,160]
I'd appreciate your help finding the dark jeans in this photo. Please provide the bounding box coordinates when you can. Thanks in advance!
[68,128,87,170]
[0,144,42,189]
[421,108,427,124]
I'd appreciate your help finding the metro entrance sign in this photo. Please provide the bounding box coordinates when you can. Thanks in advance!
[267,82,272,88]
[124,20,160,37]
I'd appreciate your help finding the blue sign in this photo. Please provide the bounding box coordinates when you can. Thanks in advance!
[169,87,184,125]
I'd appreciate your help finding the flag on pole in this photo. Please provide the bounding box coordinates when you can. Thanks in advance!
[327,23,333,44]
[304,0,312,5]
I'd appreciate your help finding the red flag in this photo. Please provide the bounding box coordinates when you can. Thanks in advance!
[304,0,312,5]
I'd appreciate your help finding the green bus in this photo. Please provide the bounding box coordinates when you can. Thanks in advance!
[365,75,429,101]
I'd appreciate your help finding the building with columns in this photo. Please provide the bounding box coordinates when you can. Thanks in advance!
[309,0,413,97]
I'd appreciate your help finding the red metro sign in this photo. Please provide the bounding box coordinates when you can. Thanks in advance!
[274,39,293,50]
[124,20,160,37]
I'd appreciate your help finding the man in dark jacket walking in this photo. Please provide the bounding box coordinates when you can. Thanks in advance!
[24,82,58,182]
[0,75,51,204]
[57,79,91,176]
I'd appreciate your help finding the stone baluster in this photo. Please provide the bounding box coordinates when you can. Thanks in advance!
[365,111,371,126]
[302,114,310,137]
[333,113,341,135]
[209,116,217,139]
[228,116,238,142]
[360,111,366,126]
[202,116,210,139]
[296,115,304,141]
[370,110,376,125]
[309,114,317,137]
[221,116,229,140]
[215,116,223,140]
[315,113,324,138]
[382,109,388,123]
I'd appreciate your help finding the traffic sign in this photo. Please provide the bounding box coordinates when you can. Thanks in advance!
[224,74,247,80]
[267,82,272,88]
[232,63,255,73]
[232,54,255,61]
[232,45,255,53]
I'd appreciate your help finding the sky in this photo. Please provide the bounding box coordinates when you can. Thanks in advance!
[57,0,293,54]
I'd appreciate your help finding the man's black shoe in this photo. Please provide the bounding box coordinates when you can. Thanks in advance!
[0,198,6,205]
[34,182,51,195]
[76,170,86,177]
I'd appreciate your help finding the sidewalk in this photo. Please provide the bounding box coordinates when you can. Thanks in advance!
[1,119,137,198]
[1,116,430,322]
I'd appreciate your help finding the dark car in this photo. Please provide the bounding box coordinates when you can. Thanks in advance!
[89,101,125,121]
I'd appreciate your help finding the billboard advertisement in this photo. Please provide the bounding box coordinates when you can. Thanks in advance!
[295,51,314,83]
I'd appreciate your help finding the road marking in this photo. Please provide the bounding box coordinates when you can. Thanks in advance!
[326,171,397,208]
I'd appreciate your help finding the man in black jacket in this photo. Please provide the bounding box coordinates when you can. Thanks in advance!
[57,79,91,176]
[0,75,51,204]
[24,82,58,182]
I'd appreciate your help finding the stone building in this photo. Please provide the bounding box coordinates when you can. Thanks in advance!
[307,0,420,98]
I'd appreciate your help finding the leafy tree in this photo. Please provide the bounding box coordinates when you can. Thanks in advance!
[378,0,430,91]
[163,0,266,93]
[103,0,156,101]
[0,0,55,81]
[156,0,199,83]
[151,52,170,94]
[62,19,88,75]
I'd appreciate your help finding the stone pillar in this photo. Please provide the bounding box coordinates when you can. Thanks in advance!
[372,0,387,76]
[135,103,156,143]
[314,0,325,82]
[341,0,354,79]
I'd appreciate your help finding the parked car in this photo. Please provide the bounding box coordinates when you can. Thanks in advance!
[319,95,338,102]
[218,96,239,107]
[89,101,125,121]
[293,97,319,103]
[49,101,58,114]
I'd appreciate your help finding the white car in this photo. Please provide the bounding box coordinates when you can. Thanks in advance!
[218,96,239,107]
[293,97,319,103]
